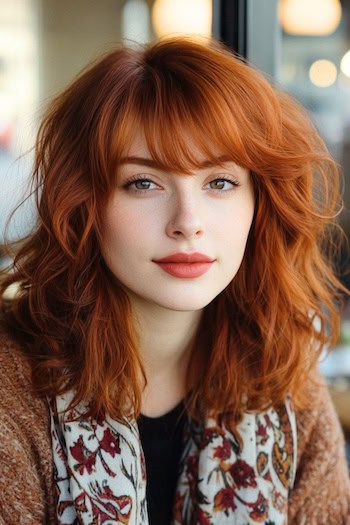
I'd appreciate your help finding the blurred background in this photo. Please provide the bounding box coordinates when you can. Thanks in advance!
[0,0,349,454]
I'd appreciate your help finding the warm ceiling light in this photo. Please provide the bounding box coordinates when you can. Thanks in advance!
[152,0,212,37]
[279,0,342,36]
[309,59,337,87]
[340,50,350,78]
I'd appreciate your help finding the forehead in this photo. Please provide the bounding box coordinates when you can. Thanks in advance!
[124,133,152,158]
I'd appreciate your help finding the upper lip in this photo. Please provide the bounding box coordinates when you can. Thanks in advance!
[153,252,215,263]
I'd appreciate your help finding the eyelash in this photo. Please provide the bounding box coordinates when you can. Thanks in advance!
[123,175,240,193]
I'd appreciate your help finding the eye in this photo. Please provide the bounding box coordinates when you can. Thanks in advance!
[133,179,154,190]
[206,178,240,191]
[123,176,160,192]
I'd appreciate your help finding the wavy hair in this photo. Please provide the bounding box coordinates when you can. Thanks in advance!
[0,37,347,426]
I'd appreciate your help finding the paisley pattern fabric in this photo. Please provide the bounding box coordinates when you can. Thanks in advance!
[50,393,297,524]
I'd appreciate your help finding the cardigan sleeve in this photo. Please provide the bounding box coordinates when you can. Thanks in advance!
[0,336,56,524]
[288,370,350,525]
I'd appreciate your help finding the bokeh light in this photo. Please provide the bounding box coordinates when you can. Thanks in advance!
[279,0,342,36]
[152,0,212,37]
[309,59,337,87]
[340,50,350,78]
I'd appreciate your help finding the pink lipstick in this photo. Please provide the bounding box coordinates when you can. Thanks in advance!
[153,252,215,278]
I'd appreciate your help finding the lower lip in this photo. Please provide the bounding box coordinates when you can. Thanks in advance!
[154,262,214,278]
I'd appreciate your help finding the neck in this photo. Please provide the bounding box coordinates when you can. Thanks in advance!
[130,295,203,417]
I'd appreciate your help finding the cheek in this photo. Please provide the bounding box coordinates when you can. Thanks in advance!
[241,204,255,240]
[219,197,255,246]
[101,206,130,257]
[102,204,160,253]
[239,190,255,236]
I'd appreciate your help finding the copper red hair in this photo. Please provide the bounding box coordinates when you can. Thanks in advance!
[0,37,347,426]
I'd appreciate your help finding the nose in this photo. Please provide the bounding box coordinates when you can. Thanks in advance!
[165,192,204,240]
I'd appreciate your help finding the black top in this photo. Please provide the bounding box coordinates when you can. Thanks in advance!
[137,401,186,525]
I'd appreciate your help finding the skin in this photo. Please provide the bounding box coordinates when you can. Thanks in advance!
[101,135,255,416]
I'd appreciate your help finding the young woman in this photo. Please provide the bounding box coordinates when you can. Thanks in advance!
[0,37,349,525]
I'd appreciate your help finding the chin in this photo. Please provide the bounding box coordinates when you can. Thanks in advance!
[154,295,217,312]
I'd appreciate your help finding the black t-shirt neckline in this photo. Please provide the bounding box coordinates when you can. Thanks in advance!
[137,400,187,524]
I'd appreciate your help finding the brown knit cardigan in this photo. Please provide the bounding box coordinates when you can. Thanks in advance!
[0,333,349,525]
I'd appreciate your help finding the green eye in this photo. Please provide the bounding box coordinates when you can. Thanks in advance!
[208,178,239,190]
[210,180,226,190]
[124,177,159,192]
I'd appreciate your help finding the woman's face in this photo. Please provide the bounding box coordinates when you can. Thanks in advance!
[101,135,255,312]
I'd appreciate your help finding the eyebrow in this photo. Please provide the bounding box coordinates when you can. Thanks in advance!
[118,155,233,169]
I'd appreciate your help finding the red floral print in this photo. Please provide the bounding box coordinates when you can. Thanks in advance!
[249,491,269,522]
[193,507,213,524]
[100,427,121,457]
[230,459,257,488]
[173,492,185,523]
[256,422,269,445]
[94,484,133,522]
[70,435,97,475]
[264,414,272,428]
[185,454,199,479]
[199,427,223,449]
[214,487,237,514]
[75,492,88,513]
[213,439,231,461]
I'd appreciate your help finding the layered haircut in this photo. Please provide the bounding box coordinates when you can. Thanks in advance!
[0,37,347,426]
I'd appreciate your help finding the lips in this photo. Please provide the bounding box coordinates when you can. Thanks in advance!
[153,252,215,278]
[153,252,214,264]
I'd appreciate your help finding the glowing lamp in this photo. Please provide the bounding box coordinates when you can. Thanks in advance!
[152,0,212,37]
[279,0,342,36]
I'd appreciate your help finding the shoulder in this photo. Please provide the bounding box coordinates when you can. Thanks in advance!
[0,328,32,387]
[0,328,46,421]
[0,328,55,524]
[0,326,52,439]
[289,368,350,524]
[293,369,347,468]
